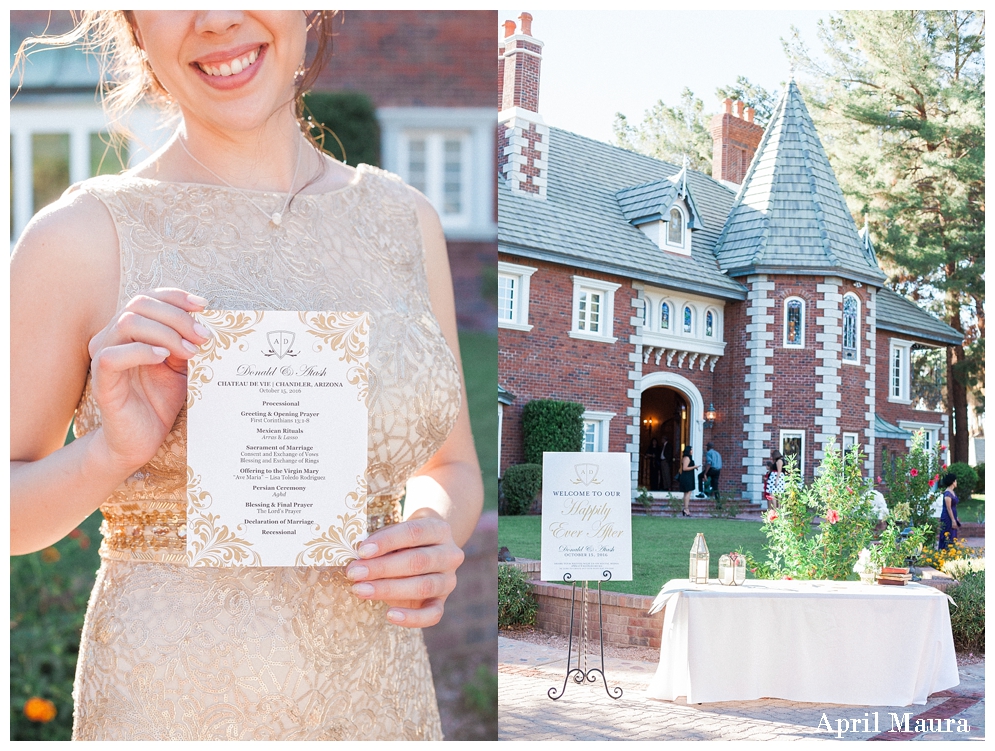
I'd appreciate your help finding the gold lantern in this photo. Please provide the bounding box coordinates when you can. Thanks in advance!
[689,532,709,584]
[718,552,747,586]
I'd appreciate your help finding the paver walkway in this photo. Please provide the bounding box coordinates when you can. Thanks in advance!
[498,636,984,741]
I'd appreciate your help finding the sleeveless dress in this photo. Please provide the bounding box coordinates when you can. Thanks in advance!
[69,166,462,741]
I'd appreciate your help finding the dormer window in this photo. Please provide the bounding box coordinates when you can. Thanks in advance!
[667,207,685,247]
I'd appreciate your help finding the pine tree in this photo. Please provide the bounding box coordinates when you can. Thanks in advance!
[786,10,985,463]
[613,87,713,171]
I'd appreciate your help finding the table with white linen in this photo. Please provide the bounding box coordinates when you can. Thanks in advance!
[646,579,959,706]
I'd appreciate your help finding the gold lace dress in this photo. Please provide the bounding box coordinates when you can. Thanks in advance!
[69,166,462,741]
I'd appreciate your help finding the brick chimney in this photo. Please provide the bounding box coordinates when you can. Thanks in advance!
[498,13,548,200]
[709,98,764,185]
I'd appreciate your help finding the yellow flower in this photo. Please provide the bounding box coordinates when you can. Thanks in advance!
[23,697,57,723]
[40,547,60,563]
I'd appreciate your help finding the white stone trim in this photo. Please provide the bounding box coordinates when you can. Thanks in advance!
[498,108,549,201]
[741,275,774,505]
[627,291,645,487]
[888,338,913,403]
[582,410,616,453]
[813,277,843,461]
[841,292,862,365]
[863,288,877,476]
[570,276,621,341]
[782,295,806,348]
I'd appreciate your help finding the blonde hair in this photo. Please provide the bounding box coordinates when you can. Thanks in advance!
[12,11,339,142]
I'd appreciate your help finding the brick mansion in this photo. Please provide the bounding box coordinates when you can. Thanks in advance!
[497,15,963,505]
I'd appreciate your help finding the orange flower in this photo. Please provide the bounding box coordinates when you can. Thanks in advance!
[23,697,57,723]
[40,547,60,563]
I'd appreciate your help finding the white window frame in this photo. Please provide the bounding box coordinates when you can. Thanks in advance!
[842,432,859,455]
[570,276,620,343]
[378,107,496,241]
[497,261,536,332]
[898,422,940,453]
[665,205,687,250]
[780,429,806,476]
[581,410,615,453]
[783,296,805,348]
[681,304,695,336]
[842,293,861,365]
[660,299,674,332]
[704,307,720,340]
[889,339,913,404]
[398,130,472,227]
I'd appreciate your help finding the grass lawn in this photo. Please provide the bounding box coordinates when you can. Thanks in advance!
[499,515,769,596]
[459,331,497,511]
[958,494,985,524]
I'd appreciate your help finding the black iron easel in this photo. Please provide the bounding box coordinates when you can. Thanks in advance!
[547,570,623,701]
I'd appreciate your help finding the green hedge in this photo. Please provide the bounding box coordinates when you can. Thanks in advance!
[947,462,979,500]
[302,91,380,168]
[522,399,584,465]
[498,565,537,629]
[974,462,985,494]
[501,464,542,516]
[948,570,985,653]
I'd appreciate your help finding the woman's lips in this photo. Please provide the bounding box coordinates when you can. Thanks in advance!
[191,44,266,89]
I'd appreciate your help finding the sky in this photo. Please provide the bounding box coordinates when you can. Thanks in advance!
[498,9,828,144]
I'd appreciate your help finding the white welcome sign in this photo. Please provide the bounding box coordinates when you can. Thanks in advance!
[540,452,633,582]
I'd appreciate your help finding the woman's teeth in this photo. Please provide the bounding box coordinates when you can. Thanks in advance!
[198,48,259,77]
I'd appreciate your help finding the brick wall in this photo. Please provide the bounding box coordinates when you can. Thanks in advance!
[317,11,496,108]
[709,100,764,185]
[712,298,751,498]
[505,561,665,649]
[498,255,635,472]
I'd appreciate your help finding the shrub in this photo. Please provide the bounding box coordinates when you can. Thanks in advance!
[498,565,537,628]
[522,399,584,465]
[635,486,653,514]
[947,462,979,501]
[974,462,985,494]
[501,464,542,516]
[947,570,985,653]
[883,430,943,538]
[301,91,380,168]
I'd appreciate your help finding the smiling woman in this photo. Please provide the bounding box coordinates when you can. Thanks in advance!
[10,10,482,742]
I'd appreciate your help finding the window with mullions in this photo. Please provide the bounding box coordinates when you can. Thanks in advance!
[842,294,859,362]
[577,289,603,333]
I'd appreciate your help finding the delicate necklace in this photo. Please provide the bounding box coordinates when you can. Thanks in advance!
[177,135,304,227]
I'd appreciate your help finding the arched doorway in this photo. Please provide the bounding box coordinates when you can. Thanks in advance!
[639,372,705,492]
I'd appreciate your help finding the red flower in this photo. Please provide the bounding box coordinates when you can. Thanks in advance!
[783,576,793,580]
[942,464,948,470]
[909,468,919,477]
[928,479,936,488]
[876,476,883,484]
[826,509,840,524]
[939,445,947,453]
[767,511,778,522]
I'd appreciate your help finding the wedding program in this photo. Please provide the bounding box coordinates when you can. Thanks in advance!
[186,310,370,568]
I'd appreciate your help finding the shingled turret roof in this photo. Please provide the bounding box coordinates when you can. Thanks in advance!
[713,81,886,285]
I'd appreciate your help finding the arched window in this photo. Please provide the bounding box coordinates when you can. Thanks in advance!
[705,310,714,338]
[843,293,860,362]
[642,298,650,329]
[667,207,684,246]
[784,297,804,347]
[683,305,693,334]
[660,301,671,330]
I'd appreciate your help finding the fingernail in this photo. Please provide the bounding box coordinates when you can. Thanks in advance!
[346,565,368,581]
[192,323,212,339]
[351,583,374,597]
[358,542,378,558]
[387,610,405,623]
[181,339,198,353]
[152,346,170,357]
[187,294,209,307]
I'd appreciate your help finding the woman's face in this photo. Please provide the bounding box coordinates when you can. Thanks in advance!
[131,11,307,133]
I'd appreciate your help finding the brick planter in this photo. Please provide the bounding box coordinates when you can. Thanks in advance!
[502,560,665,649]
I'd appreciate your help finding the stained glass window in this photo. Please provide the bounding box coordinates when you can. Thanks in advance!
[683,306,692,334]
[843,294,859,361]
[786,299,803,346]
[661,302,670,330]
[667,207,683,246]
[706,311,714,338]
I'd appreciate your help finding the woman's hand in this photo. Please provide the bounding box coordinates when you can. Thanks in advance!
[346,510,465,628]
[88,288,210,474]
